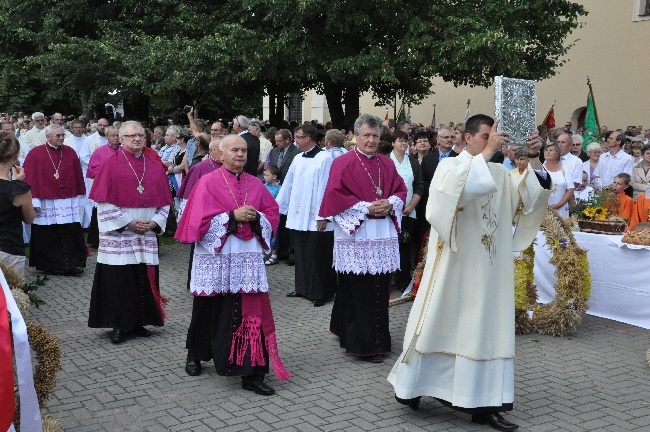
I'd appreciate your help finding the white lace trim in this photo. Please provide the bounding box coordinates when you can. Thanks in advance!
[177,198,187,221]
[388,195,405,231]
[32,196,83,225]
[259,213,273,254]
[190,249,269,295]
[97,232,159,265]
[333,238,400,275]
[333,201,370,234]
[198,213,230,254]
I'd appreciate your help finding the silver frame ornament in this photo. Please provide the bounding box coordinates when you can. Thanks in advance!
[494,76,536,147]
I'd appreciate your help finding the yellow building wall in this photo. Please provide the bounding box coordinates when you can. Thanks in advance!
[349,0,650,130]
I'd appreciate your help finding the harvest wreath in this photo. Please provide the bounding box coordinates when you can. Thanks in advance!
[514,209,591,336]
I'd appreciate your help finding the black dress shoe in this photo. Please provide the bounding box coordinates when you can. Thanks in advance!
[286,259,295,266]
[362,354,385,363]
[131,326,151,337]
[242,380,275,396]
[286,291,301,297]
[63,267,84,276]
[313,300,326,307]
[185,356,202,376]
[472,413,519,431]
[110,329,124,344]
[395,395,421,411]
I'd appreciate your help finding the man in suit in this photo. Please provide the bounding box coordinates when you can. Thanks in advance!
[266,128,299,262]
[413,127,459,248]
[232,115,260,176]
[267,129,299,183]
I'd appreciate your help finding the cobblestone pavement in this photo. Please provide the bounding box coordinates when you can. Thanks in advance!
[25,242,650,431]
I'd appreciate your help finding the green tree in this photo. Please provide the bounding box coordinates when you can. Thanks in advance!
[0,0,586,127]
[243,0,586,127]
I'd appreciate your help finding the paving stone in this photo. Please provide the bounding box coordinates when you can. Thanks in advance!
[23,241,650,431]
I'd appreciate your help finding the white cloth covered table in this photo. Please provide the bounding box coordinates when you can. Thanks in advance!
[533,231,650,329]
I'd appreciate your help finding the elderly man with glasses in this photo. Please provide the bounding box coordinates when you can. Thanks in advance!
[20,112,47,149]
[87,121,172,344]
[38,113,71,143]
[23,124,87,275]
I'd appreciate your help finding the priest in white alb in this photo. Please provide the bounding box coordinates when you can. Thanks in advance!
[388,115,552,432]
[277,123,336,307]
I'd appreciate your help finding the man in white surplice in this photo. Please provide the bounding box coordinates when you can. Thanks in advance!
[277,123,336,306]
[64,120,92,228]
[388,114,551,432]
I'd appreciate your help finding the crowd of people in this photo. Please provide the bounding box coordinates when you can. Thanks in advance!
[491,122,649,227]
[1,106,647,431]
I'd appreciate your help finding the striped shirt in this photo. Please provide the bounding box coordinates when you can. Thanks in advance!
[593,150,634,187]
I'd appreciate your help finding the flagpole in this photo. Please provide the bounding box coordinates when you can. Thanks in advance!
[393,93,397,120]
[587,77,601,133]
[431,104,436,128]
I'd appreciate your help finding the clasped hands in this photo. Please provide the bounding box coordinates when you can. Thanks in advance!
[128,220,157,234]
[234,205,258,222]
[368,199,393,218]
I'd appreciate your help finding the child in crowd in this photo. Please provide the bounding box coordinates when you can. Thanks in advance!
[263,166,281,265]
[574,171,594,203]
[611,173,634,220]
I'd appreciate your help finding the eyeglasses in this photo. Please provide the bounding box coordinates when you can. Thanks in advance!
[294,135,307,140]
[122,133,145,139]
[52,134,65,137]
[439,135,455,140]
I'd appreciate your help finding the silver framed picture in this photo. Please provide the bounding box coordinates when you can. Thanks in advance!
[494,76,536,146]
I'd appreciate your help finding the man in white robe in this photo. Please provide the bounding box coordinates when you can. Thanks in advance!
[388,114,551,432]
[78,118,109,166]
[277,124,336,306]
[79,118,110,246]
[64,120,92,228]
[20,112,46,149]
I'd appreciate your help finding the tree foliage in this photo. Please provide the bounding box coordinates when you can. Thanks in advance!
[0,0,586,126]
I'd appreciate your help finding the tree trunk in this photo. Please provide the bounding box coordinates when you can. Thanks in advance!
[268,91,277,125]
[323,78,345,129]
[274,93,285,126]
[343,85,360,131]
[79,92,89,118]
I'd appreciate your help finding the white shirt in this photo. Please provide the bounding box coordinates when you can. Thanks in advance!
[390,151,416,218]
[560,153,584,187]
[259,136,272,163]
[593,149,634,187]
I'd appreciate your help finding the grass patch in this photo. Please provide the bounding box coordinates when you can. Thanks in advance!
[158,235,179,246]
